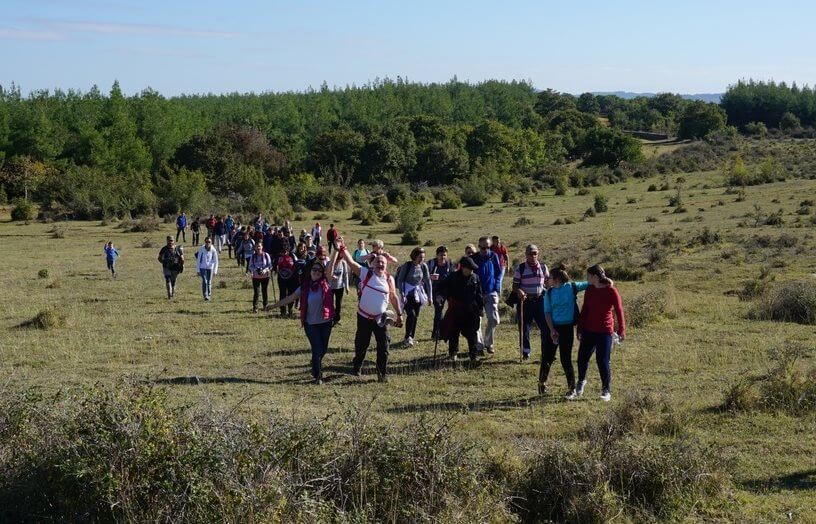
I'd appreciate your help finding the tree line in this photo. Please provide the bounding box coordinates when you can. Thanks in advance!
[0,77,803,219]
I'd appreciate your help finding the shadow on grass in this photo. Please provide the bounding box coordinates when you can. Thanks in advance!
[385,394,558,414]
[150,376,274,385]
[742,469,816,492]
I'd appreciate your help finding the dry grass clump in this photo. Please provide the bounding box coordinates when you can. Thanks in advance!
[748,281,816,325]
[625,287,675,328]
[18,307,66,330]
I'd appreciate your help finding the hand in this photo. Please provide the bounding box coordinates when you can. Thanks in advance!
[430,273,439,281]
[394,314,403,328]
[618,333,625,342]
[551,332,559,343]
[576,332,582,341]
[517,289,526,300]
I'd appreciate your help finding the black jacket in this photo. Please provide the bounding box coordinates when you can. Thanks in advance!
[437,270,484,316]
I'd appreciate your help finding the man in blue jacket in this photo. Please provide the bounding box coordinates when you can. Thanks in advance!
[471,236,503,354]
[175,212,187,243]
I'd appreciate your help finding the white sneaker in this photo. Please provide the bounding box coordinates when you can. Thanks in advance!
[405,337,415,347]
[575,380,586,397]
[565,389,578,400]
[600,390,612,402]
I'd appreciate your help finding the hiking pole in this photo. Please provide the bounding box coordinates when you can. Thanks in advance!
[518,297,524,363]
[270,272,277,310]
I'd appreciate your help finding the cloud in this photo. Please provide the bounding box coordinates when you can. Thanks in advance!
[0,27,62,41]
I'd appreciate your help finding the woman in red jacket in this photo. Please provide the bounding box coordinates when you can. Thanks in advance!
[574,264,625,402]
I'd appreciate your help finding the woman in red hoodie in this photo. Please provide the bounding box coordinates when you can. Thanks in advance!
[574,264,625,402]
[268,253,337,384]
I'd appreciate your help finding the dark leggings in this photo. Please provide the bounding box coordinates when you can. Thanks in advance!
[540,324,576,388]
[304,322,333,379]
[278,277,298,315]
[332,288,344,322]
[577,331,613,391]
[252,278,269,309]
[404,294,421,340]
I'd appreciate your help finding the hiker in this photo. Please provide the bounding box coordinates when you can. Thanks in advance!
[267,254,339,384]
[512,244,550,361]
[104,241,119,278]
[395,247,433,347]
[190,217,201,246]
[196,236,219,301]
[353,239,370,267]
[275,247,299,317]
[312,221,322,246]
[304,234,317,258]
[326,223,338,253]
[471,236,503,354]
[213,216,226,253]
[427,245,453,340]
[436,256,483,362]
[175,212,187,242]
[541,265,591,398]
[368,239,398,265]
[226,226,237,259]
[337,237,403,382]
[299,228,308,244]
[206,214,216,238]
[329,247,349,325]
[492,235,509,288]
[236,230,255,274]
[225,214,235,233]
[262,226,276,255]
[157,236,184,299]
[248,242,273,312]
[575,264,625,402]
[284,227,296,252]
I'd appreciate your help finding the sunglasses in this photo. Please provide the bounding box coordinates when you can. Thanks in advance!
[311,267,323,273]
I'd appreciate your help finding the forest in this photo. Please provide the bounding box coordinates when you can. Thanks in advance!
[0,78,809,220]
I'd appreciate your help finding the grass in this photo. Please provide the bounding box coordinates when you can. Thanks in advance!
[1,170,816,520]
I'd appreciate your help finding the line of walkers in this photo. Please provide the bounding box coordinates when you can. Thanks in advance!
[162,216,626,399]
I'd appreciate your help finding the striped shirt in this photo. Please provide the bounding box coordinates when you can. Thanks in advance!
[512,262,550,295]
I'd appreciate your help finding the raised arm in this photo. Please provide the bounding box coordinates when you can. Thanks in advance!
[268,288,301,310]
[336,237,361,277]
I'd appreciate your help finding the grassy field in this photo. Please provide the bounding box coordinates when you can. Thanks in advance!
[1,171,815,521]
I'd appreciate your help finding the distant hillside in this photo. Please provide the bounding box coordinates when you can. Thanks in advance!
[592,91,723,103]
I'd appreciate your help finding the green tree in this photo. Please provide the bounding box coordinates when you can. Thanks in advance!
[579,127,642,168]
[678,101,726,139]
[309,128,365,186]
[577,93,600,114]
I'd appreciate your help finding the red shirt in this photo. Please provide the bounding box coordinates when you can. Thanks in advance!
[577,285,625,337]
[495,244,509,269]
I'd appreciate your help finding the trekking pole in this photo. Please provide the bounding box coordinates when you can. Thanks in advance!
[518,297,524,363]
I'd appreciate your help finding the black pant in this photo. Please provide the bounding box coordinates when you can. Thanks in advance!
[540,324,576,388]
[447,316,479,359]
[404,294,421,340]
[176,227,186,242]
[191,231,199,245]
[332,288,344,322]
[432,300,445,339]
[227,242,233,258]
[353,314,390,377]
[237,255,245,268]
[278,277,298,315]
[518,296,549,357]
[252,278,269,310]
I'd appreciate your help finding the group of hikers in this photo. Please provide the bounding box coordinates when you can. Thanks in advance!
[112,210,627,401]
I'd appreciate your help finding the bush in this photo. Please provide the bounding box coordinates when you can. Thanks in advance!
[460,178,489,207]
[49,226,66,239]
[603,264,645,282]
[593,194,608,213]
[0,384,511,522]
[37,269,49,279]
[626,287,674,327]
[401,230,421,245]
[437,189,462,209]
[583,391,687,444]
[583,207,596,218]
[722,343,816,415]
[748,281,816,324]
[514,217,533,226]
[10,199,34,222]
[17,307,66,330]
[129,216,162,233]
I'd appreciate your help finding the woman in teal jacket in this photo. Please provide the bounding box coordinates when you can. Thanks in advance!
[540,265,590,398]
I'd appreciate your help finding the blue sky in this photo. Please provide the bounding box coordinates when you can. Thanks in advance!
[2,0,814,96]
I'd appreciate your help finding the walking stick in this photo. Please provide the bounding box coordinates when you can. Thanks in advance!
[270,272,277,308]
[518,297,524,363]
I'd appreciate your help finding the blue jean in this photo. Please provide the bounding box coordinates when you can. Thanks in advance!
[518,296,548,357]
[199,269,213,298]
[304,321,333,379]
[577,331,613,391]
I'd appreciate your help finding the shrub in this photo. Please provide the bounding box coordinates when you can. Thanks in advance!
[626,197,638,204]
[401,230,421,245]
[129,216,161,233]
[593,194,608,213]
[647,184,658,192]
[625,287,673,327]
[37,269,49,279]
[460,178,489,207]
[358,206,379,226]
[49,226,66,239]
[45,278,61,289]
[10,199,34,221]
[18,307,66,330]
[396,197,426,235]
[688,227,721,247]
[139,237,155,249]
[748,281,816,324]
[437,189,462,209]
[576,187,590,196]
[583,391,687,444]
[645,216,658,223]
[514,217,533,226]
[603,264,645,282]
[584,207,596,218]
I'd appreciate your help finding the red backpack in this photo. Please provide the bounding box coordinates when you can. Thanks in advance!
[277,253,296,280]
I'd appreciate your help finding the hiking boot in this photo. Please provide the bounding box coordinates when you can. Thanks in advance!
[575,380,586,397]
[313,378,323,385]
[352,368,362,377]
[522,353,530,361]
[485,346,495,354]
[448,354,458,362]
[538,382,548,395]
[600,390,612,402]
[377,374,389,383]
[404,337,415,347]
[252,308,258,314]
[565,389,578,400]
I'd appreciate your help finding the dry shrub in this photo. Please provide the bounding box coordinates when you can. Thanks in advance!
[748,281,816,324]
[625,287,675,328]
[583,391,687,444]
[18,307,66,330]
[128,216,161,233]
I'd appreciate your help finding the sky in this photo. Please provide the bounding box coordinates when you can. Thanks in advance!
[1,0,814,97]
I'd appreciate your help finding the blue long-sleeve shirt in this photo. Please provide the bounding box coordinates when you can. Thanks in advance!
[471,250,502,294]
[543,281,589,325]
[104,246,119,262]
